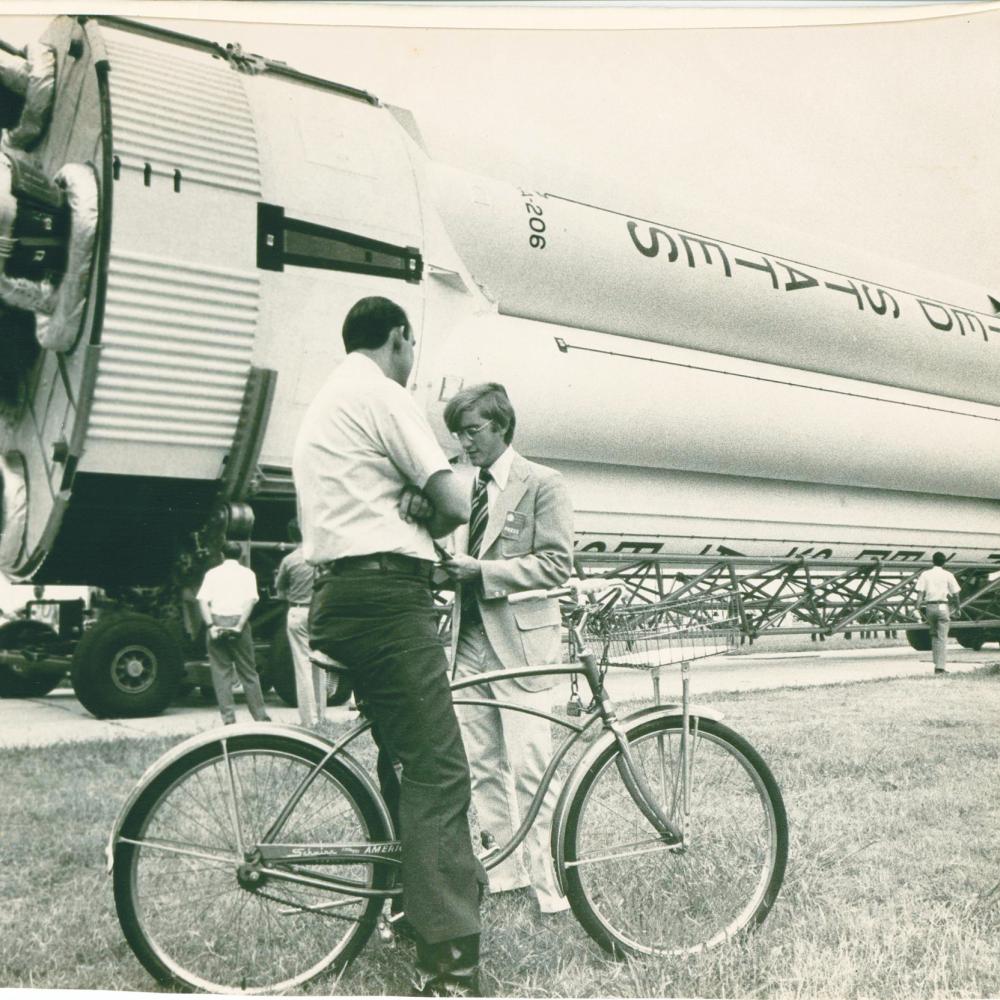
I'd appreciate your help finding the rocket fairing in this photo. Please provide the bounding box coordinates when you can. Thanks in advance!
[1,15,1000,586]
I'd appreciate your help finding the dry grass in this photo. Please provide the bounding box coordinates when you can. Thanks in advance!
[3,666,1000,997]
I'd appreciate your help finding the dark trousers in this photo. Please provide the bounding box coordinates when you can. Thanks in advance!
[310,567,483,944]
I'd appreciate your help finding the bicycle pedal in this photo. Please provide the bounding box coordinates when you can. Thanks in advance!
[376,916,395,945]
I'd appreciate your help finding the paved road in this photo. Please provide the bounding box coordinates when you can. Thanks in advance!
[1,642,995,749]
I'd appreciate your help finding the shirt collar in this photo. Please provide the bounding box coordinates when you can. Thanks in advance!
[485,446,515,490]
[344,351,384,378]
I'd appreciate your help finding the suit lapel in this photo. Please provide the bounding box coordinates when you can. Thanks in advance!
[480,453,529,556]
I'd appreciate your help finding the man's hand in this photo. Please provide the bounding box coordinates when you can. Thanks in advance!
[399,485,435,524]
[209,625,223,640]
[441,552,482,583]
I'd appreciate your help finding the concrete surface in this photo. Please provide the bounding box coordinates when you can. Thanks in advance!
[0,642,995,750]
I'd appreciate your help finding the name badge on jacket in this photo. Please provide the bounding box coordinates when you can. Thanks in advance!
[502,511,527,539]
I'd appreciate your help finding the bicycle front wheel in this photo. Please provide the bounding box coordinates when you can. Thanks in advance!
[562,715,787,957]
[113,732,392,993]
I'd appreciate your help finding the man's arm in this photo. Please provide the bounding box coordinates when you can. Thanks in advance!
[422,469,471,538]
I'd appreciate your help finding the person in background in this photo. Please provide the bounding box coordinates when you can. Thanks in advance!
[293,295,482,997]
[275,519,325,727]
[197,540,271,724]
[914,551,961,675]
[442,382,574,916]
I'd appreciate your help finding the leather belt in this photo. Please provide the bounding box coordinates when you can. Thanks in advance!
[317,552,434,579]
[289,602,311,608]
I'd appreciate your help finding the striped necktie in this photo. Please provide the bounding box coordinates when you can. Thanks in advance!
[467,468,491,558]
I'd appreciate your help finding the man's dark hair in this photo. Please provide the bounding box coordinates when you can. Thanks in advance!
[222,541,244,561]
[443,382,517,444]
[932,551,947,567]
[342,297,410,353]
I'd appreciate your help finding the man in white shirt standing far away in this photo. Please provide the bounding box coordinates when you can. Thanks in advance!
[914,551,961,675]
[293,296,484,997]
[197,540,271,724]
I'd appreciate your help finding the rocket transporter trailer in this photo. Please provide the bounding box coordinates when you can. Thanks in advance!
[2,15,1000,718]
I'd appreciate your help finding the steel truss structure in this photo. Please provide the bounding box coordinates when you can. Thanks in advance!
[573,553,1000,650]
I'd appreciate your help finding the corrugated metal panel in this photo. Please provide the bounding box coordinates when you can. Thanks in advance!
[90,251,259,448]
[104,32,261,195]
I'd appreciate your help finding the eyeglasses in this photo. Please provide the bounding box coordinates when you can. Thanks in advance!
[451,420,493,442]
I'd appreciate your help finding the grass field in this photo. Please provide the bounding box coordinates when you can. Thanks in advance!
[3,666,1000,998]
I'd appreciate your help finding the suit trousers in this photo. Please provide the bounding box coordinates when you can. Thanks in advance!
[453,623,568,913]
[286,606,327,726]
[309,568,483,944]
[924,604,951,671]
[206,622,269,723]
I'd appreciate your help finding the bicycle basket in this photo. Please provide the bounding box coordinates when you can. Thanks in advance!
[582,602,738,668]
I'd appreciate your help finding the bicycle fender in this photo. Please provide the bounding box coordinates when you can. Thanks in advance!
[550,704,724,896]
[105,722,393,874]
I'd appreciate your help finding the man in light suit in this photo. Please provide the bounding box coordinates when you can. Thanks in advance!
[441,383,574,915]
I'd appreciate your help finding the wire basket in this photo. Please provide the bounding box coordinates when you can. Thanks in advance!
[577,602,739,669]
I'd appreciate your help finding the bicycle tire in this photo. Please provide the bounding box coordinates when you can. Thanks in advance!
[113,732,392,993]
[562,715,787,958]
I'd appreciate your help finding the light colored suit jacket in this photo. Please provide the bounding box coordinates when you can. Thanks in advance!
[450,451,574,691]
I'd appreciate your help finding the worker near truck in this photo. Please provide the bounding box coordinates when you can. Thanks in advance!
[915,551,961,675]
[441,383,574,916]
[292,295,484,997]
[197,541,271,725]
[274,519,326,728]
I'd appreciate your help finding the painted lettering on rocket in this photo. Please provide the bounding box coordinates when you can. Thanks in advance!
[626,220,991,343]
[626,221,679,261]
[918,301,991,342]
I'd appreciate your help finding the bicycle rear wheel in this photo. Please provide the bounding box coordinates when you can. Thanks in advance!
[562,715,787,957]
[113,732,391,993]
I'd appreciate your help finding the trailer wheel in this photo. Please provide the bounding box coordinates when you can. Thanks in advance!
[266,626,353,708]
[267,626,297,707]
[956,630,985,652]
[71,614,183,718]
[0,620,64,697]
[905,628,932,652]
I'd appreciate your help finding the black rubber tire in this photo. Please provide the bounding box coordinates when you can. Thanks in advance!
[268,627,353,708]
[955,630,985,651]
[70,613,183,718]
[0,620,64,697]
[113,733,391,993]
[267,626,298,707]
[905,628,933,652]
[562,715,788,958]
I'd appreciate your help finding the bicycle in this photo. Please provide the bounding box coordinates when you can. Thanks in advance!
[106,580,788,994]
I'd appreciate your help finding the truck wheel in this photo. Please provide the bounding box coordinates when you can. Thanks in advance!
[905,628,932,652]
[0,620,64,697]
[71,614,183,718]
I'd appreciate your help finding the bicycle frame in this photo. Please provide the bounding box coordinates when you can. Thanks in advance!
[106,607,722,910]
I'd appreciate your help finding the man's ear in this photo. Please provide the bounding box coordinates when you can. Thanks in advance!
[389,325,407,351]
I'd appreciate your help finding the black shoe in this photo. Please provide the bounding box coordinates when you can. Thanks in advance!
[412,933,480,997]
[934,668,948,675]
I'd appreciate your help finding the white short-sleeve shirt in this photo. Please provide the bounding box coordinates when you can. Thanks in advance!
[292,352,451,563]
[915,565,960,604]
[197,560,259,617]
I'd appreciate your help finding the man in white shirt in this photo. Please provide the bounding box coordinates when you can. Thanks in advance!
[197,541,271,724]
[293,296,482,997]
[914,551,961,674]
[441,383,574,917]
